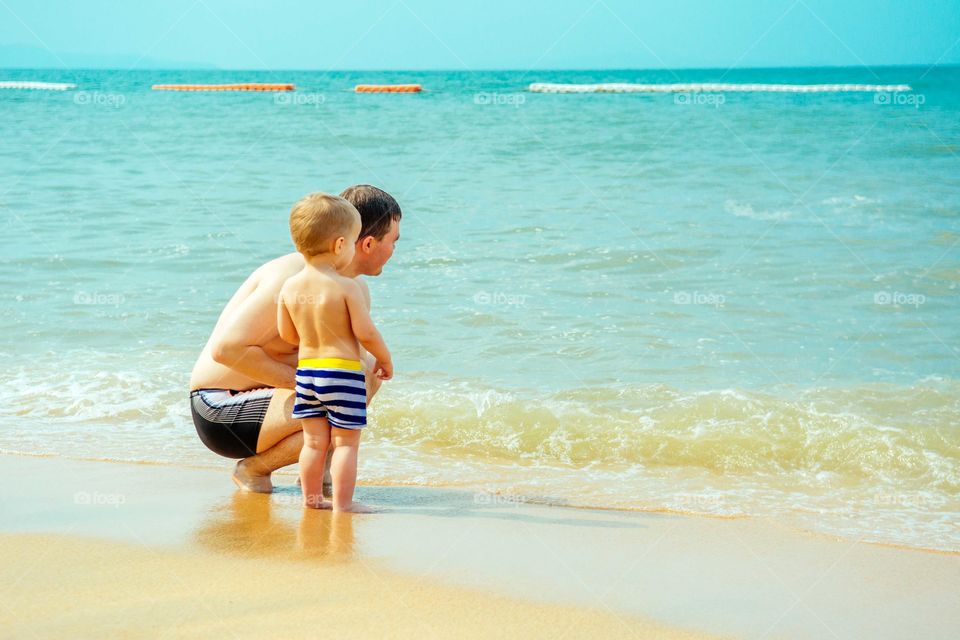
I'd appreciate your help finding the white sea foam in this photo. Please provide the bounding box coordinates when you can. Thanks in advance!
[724,199,791,221]
[0,81,76,91]
[529,82,912,93]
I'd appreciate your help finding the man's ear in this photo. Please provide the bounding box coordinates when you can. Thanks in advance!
[359,235,376,254]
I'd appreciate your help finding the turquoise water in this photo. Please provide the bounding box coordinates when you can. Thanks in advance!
[1,67,958,549]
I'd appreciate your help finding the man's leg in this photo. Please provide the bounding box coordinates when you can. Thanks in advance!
[233,389,302,493]
[366,372,383,406]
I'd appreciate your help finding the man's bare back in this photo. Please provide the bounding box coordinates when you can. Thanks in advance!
[190,253,373,392]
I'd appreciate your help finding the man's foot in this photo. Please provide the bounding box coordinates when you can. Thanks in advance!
[303,497,333,510]
[323,449,333,497]
[232,460,273,493]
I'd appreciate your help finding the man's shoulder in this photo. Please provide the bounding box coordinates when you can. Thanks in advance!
[251,253,304,288]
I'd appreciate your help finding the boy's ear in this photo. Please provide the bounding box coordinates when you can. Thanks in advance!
[334,236,346,254]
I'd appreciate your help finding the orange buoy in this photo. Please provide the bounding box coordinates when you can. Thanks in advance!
[355,84,422,93]
[151,83,295,92]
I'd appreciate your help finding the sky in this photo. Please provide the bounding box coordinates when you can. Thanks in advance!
[1,0,958,70]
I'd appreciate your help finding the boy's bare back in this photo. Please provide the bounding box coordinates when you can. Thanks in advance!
[278,266,366,362]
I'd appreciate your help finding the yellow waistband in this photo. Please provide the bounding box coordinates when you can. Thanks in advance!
[298,357,363,371]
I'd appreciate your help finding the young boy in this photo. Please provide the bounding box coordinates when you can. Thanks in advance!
[277,192,393,512]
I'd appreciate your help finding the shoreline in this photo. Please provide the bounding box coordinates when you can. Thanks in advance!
[2,453,958,638]
[3,448,956,556]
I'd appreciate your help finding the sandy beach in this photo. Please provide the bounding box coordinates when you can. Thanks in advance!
[3,2,959,638]
[3,533,705,639]
[1,454,957,639]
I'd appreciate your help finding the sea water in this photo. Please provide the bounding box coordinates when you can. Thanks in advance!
[1,66,958,550]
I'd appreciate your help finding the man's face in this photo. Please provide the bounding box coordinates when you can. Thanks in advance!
[335,220,361,271]
[359,218,400,276]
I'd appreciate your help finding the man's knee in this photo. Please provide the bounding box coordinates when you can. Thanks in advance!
[366,375,383,405]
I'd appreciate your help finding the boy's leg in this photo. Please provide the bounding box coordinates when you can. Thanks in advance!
[329,427,372,512]
[300,417,332,509]
[323,368,382,496]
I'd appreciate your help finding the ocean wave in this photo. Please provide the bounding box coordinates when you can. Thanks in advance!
[2,357,957,549]
[2,358,958,490]
[372,378,960,489]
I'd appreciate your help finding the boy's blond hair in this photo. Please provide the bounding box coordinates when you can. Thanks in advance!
[289,192,360,256]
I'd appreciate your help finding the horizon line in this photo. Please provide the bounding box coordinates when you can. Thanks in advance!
[1,63,959,74]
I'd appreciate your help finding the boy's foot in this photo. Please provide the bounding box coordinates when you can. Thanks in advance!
[232,460,273,493]
[295,476,331,498]
[334,501,377,514]
[303,498,333,510]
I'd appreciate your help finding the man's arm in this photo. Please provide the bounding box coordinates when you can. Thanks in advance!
[210,283,297,389]
[276,287,300,346]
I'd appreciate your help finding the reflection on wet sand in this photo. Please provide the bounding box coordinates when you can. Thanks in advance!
[193,489,356,562]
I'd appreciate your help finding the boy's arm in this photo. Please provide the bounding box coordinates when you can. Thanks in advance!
[344,281,392,379]
[354,277,375,371]
[276,287,300,346]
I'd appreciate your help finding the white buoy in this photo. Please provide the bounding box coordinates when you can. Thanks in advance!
[0,81,77,91]
[528,82,912,94]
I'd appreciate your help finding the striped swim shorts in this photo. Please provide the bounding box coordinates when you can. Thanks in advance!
[190,387,274,459]
[292,357,367,429]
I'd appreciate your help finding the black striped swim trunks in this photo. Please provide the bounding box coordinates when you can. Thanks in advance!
[190,388,274,459]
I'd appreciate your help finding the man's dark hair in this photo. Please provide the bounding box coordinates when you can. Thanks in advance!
[340,184,402,241]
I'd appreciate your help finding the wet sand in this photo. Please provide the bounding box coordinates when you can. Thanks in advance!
[1,454,957,639]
